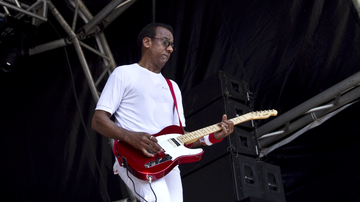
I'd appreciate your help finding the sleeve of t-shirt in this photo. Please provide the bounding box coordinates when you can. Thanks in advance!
[95,68,126,115]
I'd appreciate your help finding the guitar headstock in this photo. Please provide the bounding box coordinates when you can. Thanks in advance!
[248,109,278,120]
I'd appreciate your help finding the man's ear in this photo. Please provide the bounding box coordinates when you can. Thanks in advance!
[142,37,151,49]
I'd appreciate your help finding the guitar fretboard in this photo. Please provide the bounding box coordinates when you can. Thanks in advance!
[177,110,277,145]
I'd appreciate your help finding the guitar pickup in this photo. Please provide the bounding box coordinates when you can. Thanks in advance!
[168,138,181,147]
[144,154,172,168]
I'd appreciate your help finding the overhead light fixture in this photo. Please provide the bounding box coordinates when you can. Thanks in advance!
[0,46,19,72]
[0,16,33,73]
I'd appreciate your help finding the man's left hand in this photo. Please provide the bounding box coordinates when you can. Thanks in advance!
[214,114,234,140]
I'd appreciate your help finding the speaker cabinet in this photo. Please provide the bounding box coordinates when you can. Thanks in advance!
[183,70,250,118]
[181,71,285,202]
[182,153,286,202]
[257,161,286,202]
[181,71,259,177]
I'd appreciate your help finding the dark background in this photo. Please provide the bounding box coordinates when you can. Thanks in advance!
[1,0,360,201]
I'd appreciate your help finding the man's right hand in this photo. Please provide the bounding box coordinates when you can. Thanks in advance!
[124,132,164,158]
[92,110,163,158]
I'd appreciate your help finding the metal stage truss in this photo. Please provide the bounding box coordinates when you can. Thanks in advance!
[1,0,137,102]
[1,1,138,201]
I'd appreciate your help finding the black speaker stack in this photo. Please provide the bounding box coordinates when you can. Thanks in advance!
[180,71,286,202]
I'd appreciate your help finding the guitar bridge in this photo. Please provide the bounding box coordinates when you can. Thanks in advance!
[144,154,172,168]
[168,138,181,147]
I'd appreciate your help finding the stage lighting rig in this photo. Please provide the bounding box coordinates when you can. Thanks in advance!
[0,42,26,72]
[0,15,34,73]
[0,0,47,72]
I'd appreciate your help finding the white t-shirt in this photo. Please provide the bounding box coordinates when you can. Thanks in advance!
[96,63,185,135]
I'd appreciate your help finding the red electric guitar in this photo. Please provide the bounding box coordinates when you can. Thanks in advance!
[115,110,277,182]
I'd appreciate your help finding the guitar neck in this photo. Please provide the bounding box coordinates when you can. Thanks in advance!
[177,110,277,145]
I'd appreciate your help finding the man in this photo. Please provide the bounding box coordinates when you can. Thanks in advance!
[92,23,234,202]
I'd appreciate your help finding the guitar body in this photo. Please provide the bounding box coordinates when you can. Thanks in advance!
[115,125,204,181]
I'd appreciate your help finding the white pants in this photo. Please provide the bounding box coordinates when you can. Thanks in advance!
[114,158,183,202]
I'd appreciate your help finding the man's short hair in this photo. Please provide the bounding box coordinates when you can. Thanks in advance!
[137,23,174,47]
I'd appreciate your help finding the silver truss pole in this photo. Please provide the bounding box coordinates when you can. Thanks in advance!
[13,0,47,25]
[68,0,117,72]
[71,0,80,31]
[0,0,47,22]
[47,1,99,101]
[79,0,125,35]
[352,0,360,18]
[101,0,137,29]
[28,38,69,56]
[79,40,110,61]
[29,0,123,101]
[96,32,116,72]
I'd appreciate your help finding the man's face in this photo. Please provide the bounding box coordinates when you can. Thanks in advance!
[149,26,174,68]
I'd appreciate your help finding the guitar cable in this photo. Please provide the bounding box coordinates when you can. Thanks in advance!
[125,164,157,202]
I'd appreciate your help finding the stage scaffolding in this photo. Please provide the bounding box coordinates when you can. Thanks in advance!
[0,1,138,201]
[1,0,137,102]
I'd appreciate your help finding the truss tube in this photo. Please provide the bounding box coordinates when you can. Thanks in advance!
[28,38,69,56]
[81,0,125,35]
[95,63,111,86]
[71,0,79,31]
[102,0,137,28]
[259,85,360,148]
[69,0,117,72]
[0,1,47,21]
[97,32,116,71]
[69,0,116,72]
[13,0,21,8]
[79,40,110,61]
[353,0,360,19]
[14,0,43,19]
[47,1,99,101]
[69,0,93,19]
[256,71,360,140]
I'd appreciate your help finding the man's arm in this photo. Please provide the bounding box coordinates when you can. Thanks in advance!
[91,110,163,157]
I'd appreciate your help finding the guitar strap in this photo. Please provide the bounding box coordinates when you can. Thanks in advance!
[165,78,183,128]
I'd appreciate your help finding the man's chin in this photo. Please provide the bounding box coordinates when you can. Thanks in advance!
[160,58,169,65]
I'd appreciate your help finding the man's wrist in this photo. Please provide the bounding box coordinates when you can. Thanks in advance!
[209,133,223,144]
[200,133,223,146]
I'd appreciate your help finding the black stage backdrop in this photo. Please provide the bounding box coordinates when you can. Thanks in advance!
[1,0,360,201]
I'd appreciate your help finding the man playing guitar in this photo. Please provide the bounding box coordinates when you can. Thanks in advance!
[92,23,234,202]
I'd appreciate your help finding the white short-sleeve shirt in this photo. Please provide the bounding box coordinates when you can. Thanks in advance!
[96,63,185,135]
